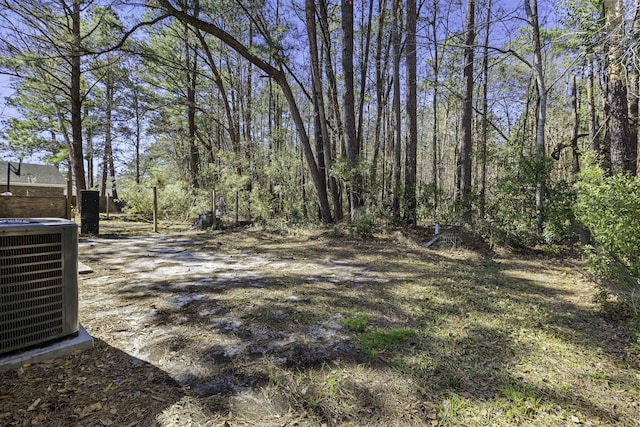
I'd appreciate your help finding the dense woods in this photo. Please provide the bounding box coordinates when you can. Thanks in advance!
[1,1,640,296]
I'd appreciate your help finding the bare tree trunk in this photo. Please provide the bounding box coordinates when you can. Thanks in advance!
[101,71,114,198]
[84,105,94,189]
[404,0,417,225]
[459,0,475,224]
[369,0,389,206]
[108,141,118,201]
[306,0,337,222]
[479,0,491,219]
[342,0,362,217]
[185,23,200,188]
[133,85,142,185]
[70,0,86,196]
[571,75,590,244]
[356,0,374,151]
[318,0,344,220]
[587,51,601,157]
[604,0,631,174]
[627,0,640,175]
[245,24,254,218]
[525,0,547,236]
[391,0,402,221]
[430,0,440,219]
[571,75,581,175]
[300,145,308,219]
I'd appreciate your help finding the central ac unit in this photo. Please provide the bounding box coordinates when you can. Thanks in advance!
[0,218,79,356]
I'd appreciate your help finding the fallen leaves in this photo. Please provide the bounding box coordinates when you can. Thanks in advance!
[74,402,103,419]
[26,398,41,411]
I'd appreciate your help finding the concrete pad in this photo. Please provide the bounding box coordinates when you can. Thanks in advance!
[0,325,94,373]
[78,262,93,274]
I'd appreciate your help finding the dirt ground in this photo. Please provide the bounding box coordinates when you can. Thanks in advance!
[1,217,639,426]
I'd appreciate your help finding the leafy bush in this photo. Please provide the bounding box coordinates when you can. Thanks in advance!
[248,186,273,223]
[118,179,154,215]
[487,153,576,247]
[336,208,389,238]
[574,157,640,315]
[349,211,380,238]
[119,178,210,220]
[261,148,312,223]
[159,183,195,218]
[543,180,578,244]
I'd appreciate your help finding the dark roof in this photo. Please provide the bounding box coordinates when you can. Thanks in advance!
[0,161,66,187]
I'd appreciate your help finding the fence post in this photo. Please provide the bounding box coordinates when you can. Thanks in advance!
[212,189,217,219]
[153,186,158,233]
[66,179,73,220]
[235,190,239,225]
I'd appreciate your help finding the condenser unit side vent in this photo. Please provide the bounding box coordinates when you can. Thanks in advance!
[0,219,78,356]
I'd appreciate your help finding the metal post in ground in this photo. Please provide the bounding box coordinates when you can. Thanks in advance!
[153,186,158,233]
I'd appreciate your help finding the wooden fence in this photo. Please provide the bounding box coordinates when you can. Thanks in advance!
[0,196,70,219]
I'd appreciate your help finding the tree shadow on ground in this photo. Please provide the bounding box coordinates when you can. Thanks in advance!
[78,229,639,425]
[0,338,226,426]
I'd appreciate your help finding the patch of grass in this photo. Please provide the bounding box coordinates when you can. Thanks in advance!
[279,278,299,288]
[266,358,280,385]
[368,298,383,308]
[439,393,472,426]
[304,397,323,409]
[496,379,556,423]
[501,382,541,405]
[586,370,607,381]
[359,328,416,358]
[339,309,369,332]
[325,373,339,398]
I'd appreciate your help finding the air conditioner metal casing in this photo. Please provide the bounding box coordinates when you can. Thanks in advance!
[0,218,78,356]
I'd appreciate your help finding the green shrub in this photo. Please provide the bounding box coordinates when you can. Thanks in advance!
[118,180,154,215]
[119,179,211,220]
[487,153,576,247]
[158,182,195,218]
[543,180,578,244]
[574,157,640,315]
[331,209,384,238]
[348,210,382,238]
[487,155,548,247]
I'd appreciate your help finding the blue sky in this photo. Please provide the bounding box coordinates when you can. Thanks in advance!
[0,73,22,162]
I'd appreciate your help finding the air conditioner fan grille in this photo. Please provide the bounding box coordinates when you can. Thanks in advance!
[0,232,65,355]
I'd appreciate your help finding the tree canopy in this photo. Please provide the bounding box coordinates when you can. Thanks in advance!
[0,0,638,238]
